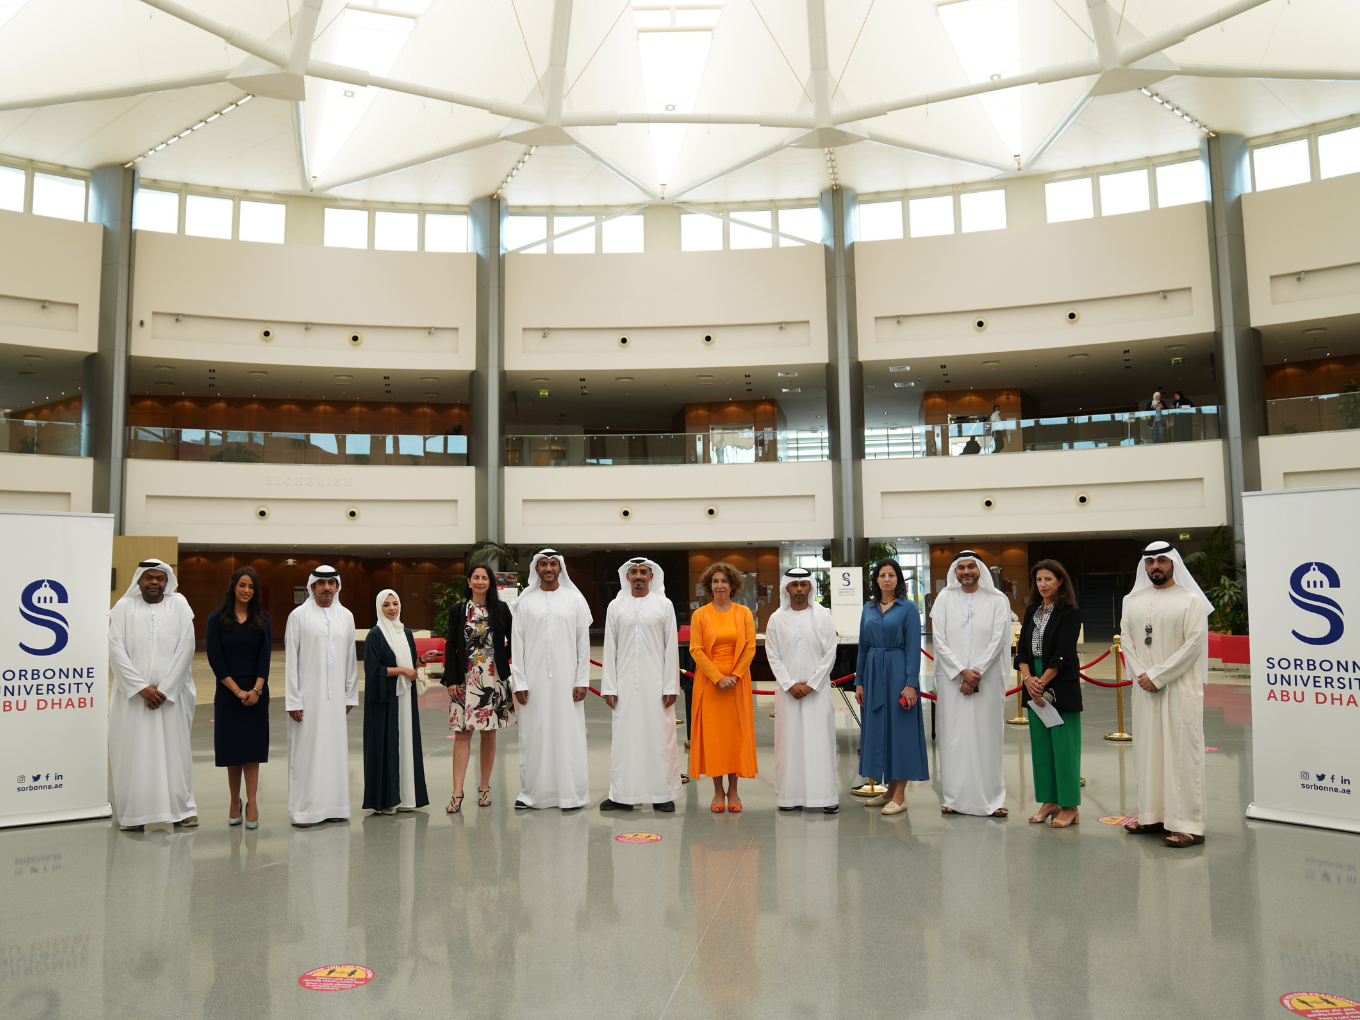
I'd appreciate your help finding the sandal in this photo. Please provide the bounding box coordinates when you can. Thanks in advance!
[447,794,464,815]
[1049,808,1079,829]
[1029,804,1058,824]
[1124,821,1165,835]
[1163,831,1204,848]
[477,788,491,807]
[991,808,1009,818]
[941,806,956,814]
[711,799,726,813]
[726,797,742,813]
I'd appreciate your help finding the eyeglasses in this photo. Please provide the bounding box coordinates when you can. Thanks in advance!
[1144,624,1153,647]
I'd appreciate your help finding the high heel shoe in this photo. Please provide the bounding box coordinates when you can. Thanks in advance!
[245,816,259,830]
[228,800,243,826]
[1029,804,1058,824]
[1049,808,1079,829]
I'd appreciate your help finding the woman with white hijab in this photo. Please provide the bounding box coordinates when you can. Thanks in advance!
[363,589,436,814]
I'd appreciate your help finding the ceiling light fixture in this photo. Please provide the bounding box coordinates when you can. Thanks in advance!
[493,145,537,199]
[824,148,840,189]
[124,94,254,167]
[1138,88,1215,136]
[777,371,798,377]
[888,365,911,372]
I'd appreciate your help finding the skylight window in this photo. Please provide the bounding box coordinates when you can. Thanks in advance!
[1252,139,1310,192]
[633,2,725,190]
[908,196,953,238]
[1099,169,1150,216]
[135,189,179,233]
[730,210,772,249]
[602,214,644,253]
[506,215,547,253]
[960,189,1006,232]
[936,0,1021,157]
[680,213,722,251]
[424,213,467,252]
[860,201,904,241]
[374,210,417,251]
[32,173,85,221]
[779,207,822,244]
[1319,125,1360,180]
[0,165,22,212]
[552,215,596,254]
[1045,178,1093,222]
[185,194,232,239]
[324,207,368,248]
[239,201,285,243]
[1155,161,1205,207]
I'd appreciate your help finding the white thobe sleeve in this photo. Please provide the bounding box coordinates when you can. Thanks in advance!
[574,597,592,689]
[1147,598,1208,689]
[1119,594,1152,679]
[662,602,679,698]
[343,614,360,706]
[107,603,148,701]
[765,614,797,692]
[976,597,1011,673]
[599,603,620,698]
[284,611,304,711]
[155,600,197,705]
[930,596,967,680]
[510,602,530,693]
[805,611,839,693]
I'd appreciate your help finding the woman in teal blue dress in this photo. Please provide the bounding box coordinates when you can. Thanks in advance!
[855,559,928,814]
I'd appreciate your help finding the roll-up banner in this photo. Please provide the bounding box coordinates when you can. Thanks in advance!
[830,567,863,637]
[0,510,115,828]
[1244,485,1360,834]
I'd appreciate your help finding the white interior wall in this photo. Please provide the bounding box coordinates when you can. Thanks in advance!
[1258,432,1360,490]
[124,460,475,547]
[863,441,1227,539]
[0,210,102,354]
[855,203,1215,362]
[1244,173,1360,328]
[130,233,477,372]
[0,452,93,513]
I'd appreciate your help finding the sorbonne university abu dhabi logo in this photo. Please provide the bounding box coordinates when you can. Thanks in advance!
[1289,563,1343,647]
[19,579,70,656]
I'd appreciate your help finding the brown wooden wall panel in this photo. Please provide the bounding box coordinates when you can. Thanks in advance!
[1263,353,1360,400]
[127,395,470,434]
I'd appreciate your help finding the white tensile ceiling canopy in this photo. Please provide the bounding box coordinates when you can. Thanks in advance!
[1,0,1358,208]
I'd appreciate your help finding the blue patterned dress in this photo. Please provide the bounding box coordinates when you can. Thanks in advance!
[856,598,929,783]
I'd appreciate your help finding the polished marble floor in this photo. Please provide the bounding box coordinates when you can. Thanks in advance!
[3,678,1357,1020]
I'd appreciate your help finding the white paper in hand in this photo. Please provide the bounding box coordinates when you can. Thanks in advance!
[1027,698,1064,729]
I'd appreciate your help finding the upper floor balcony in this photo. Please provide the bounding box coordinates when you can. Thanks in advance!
[504,429,828,466]
[128,427,468,466]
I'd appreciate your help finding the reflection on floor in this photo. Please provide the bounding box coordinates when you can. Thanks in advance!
[2,681,1356,1020]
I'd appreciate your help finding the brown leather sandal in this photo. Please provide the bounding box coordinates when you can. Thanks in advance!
[1163,831,1204,848]
[1124,821,1165,834]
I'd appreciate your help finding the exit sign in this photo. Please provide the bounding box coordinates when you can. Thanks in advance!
[1179,533,1191,540]
[1170,357,1184,365]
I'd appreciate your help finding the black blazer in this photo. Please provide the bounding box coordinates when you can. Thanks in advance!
[1015,602,1083,713]
[443,599,513,687]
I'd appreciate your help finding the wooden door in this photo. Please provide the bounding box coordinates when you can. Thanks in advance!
[400,572,429,630]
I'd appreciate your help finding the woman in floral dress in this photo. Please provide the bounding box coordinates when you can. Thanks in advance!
[444,565,515,813]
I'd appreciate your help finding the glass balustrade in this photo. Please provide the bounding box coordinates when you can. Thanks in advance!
[0,418,85,456]
[1266,391,1360,435]
[126,428,468,466]
[864,406,1220,458]
[504,429,829,466]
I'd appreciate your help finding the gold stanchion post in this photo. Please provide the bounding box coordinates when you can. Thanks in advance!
[1105,635,1132,742]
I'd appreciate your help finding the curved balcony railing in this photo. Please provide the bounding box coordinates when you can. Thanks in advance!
[865,406,1220,458]
[1267,391,1360,435]
[505,429,830,466]
[127,428,468,466]
[0,418,85,456]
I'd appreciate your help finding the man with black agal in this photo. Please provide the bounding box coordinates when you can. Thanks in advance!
[1120,541,1212,848]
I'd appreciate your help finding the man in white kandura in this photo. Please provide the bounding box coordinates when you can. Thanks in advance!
[931,550,1012,817]
[766,567,840,814]
[108,559,198,830]
[1120,540,1212,848]
[600,557,682,813]
[285,565,358,827]
[512,549,592,810]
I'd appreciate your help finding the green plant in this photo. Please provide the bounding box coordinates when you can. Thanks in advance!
[1185,525,1247,634]
[17,435,39,454]
[208,443,261,463]
[1336,377,1360,430]
[431,575,468,639]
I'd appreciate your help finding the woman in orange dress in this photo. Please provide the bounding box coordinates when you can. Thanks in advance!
[688,562,758,812]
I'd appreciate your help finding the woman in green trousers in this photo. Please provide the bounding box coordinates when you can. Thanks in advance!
[1017,559,1083,828]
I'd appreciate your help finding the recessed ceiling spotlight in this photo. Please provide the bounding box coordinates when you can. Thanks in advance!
[424,391,440,397]
[888,365,910,372]
[982,360,1000,366]
[154,364,174,371]
[22,354,45,361]
[615,376,634,382]
[1305,345,1329,353]
[531,377,550,383]
[1068,353,1090,360]
[894,382,915,388]
[697,375,714,383]
[1302,327,1327,334]
[248,371,268,378]
[778,371,798,377]
[1164,344,1188,350]
[333,374,353,381]
[781,387,801,393]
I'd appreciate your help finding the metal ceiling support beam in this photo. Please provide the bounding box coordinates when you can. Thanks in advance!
[289,1,322,191]
[805,0,833,125]
[822,186,865,567]
[864,131,1014,174]
[673,203,818,245]
[136,0,289,67]
[1085,0,1122,70]
[1176,63,1360,81]
[313,131,505,192]
[1021,87,1094,169]
[1119,0,1276,66]
[542,0,575,127]
[572,138,664,201]
[504,204,649,254]
[834,59,1102,125]
[0,71,233,113]
[306,61,543,122]
[562,111,813,128]
[665,137,795,201]
[292,102,311,191]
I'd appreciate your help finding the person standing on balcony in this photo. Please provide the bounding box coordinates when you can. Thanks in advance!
[512,550,592,810]
[445,564,515,814]
[689,562,758,813]
[855,559,926,815]
[206,567,272,829]
[1120,541,1213,848]
[931,551,1011,818]
[599,557,682,814]
[284,566,358,828]
[1148,390,1167,443]
[362,589,435,815]
[766,568,840,814]
[108,560,198,831]
[989,405,1004,453]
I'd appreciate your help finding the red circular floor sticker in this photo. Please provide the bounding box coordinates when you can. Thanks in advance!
[614,832,662,844]
[1280,993,1360,1017]
[1099,815,1139,827]
[1206,746,1220,752]
[298,965,374,991]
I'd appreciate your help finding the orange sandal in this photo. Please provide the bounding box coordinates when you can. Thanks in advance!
[711,800,725,813]
[726,799,742,813]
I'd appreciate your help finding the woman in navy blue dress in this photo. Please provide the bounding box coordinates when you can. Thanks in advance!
[206,566,272,829]
[855,559,927,814]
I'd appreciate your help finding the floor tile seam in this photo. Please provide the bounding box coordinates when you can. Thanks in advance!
[655,834,756,1020]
